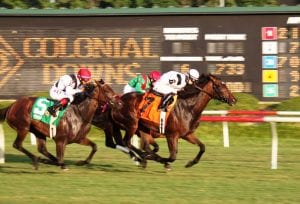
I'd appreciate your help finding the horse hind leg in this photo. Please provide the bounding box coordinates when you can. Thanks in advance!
[182,133,205,168]
[13,131,40,169]
[36,137,59,165]
[76,138,97,166]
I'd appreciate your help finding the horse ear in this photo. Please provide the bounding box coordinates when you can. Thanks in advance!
[99,79,105,84]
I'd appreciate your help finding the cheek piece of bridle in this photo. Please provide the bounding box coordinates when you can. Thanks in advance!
[194,82,229,103]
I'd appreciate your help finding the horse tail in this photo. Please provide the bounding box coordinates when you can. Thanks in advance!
[0,107,9,123]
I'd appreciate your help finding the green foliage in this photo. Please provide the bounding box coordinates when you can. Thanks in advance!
[236,0,279,6]
[0,0,282,8]
[0,0,28,8]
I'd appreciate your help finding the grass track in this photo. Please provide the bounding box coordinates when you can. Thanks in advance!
[0,122,300,204]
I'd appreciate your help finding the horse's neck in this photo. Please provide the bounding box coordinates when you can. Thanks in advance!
[76,98,99,122]
[179,82,212,119]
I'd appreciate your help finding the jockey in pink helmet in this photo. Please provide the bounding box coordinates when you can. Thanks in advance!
[47,67,92,117]
[123,70,161,94]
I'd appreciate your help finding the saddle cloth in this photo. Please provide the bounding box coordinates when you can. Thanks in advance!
[138,92,177,126]
[31,97,67,127]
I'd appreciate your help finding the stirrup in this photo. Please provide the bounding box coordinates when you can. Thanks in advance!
[47,107,57,117]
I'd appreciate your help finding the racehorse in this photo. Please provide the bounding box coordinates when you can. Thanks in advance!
[0,79,121,170]
[97,73,237,169]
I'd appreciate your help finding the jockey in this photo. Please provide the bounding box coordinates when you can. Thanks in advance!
[152,69,200,134]
[123,70,161,94]
[153,69,200,110]
[47,67,92,117]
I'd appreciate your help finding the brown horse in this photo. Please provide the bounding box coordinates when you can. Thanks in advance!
[0,79,120,169]
[98,73,237,169]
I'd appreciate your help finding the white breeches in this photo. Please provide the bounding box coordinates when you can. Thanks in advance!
[153,85,176,95]
[49,87,74,102]
[123,84,137,94]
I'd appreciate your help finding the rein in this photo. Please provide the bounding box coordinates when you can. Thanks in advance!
[194,83,214,98]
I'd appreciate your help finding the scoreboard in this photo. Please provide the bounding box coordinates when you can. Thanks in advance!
[160,15,300,101]
[0,7,299,101]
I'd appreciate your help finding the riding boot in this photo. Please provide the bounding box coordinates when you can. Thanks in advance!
[158,93,174,112]
[47,98,69,117]
[47,101,62,117]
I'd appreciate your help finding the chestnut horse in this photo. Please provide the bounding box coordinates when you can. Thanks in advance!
[97,73,237,169]
[0,79,120,169]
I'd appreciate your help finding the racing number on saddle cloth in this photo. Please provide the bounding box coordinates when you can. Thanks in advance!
[31,98,67,127]
[32,98,51,120]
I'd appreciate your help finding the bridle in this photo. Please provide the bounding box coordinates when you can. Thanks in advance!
[194,78,229,103]
[76,81,116,122]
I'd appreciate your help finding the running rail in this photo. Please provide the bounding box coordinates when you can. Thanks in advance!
[199,110,300,169]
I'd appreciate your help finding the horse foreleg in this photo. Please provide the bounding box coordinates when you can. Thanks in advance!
[182,133,205,168]
[36,137,59,165]
[55,141,67,170]
[143,135,179,170]
[76,138,97,166]
[13,131,40,170]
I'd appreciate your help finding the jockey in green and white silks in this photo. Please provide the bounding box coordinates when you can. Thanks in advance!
[123,71,161,94]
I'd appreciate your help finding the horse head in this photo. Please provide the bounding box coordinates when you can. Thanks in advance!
[93,79,123,109]
[195,73,237,106]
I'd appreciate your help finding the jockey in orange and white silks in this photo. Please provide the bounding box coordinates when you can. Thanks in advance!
[152,69,200,134]
[153,69,200,95]
[47,67,92,117]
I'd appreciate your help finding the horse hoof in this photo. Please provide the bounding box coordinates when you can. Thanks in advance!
[137,160,147,169]
[185,161,194,168]
[32,157,39,170]
[76,160,88,166]
[61,167,69,171]
[33,164,39,170]
[164,163,172,171]
[60,165,69,171]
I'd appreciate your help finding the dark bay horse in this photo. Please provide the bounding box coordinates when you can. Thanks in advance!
[0,79,120,169]
[98,73,236,169]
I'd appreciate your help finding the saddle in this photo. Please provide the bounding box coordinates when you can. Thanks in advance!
[138,91,177,127]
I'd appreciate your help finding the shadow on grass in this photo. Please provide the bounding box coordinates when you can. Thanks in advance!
[0,153,136,173]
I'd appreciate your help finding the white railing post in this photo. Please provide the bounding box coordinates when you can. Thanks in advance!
[222,114,230,147]
[270,122,278,169]
[30,133,37,145]
[0,124,5,163]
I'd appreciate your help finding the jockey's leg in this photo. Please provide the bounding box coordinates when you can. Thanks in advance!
[158,93,174,111]
[47,98,69,117]
[158,93,174,134]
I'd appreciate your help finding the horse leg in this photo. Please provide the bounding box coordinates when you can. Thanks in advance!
[76,138,97,166]
[182,133,205,168]
[162,135,179,170]
[36,137,59,165]
[13,130,40,169]
[123,128,146,161]
[55,141,67,170]
[140,132,159,153]
[104,127,117,149]
[142,135,179,170]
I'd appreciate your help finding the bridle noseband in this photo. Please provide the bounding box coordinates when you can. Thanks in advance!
[194,79,229,103]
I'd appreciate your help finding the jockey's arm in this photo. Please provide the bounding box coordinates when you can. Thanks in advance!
[128,75,144,93]
[65,86,82,95]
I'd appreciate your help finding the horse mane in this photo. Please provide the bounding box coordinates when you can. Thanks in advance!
[72,82,97,105]
[177,73,210,99]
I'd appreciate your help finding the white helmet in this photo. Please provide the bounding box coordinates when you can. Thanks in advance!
[188,69,200,81]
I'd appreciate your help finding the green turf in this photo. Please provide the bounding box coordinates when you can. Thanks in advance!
[1,122,299,204]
